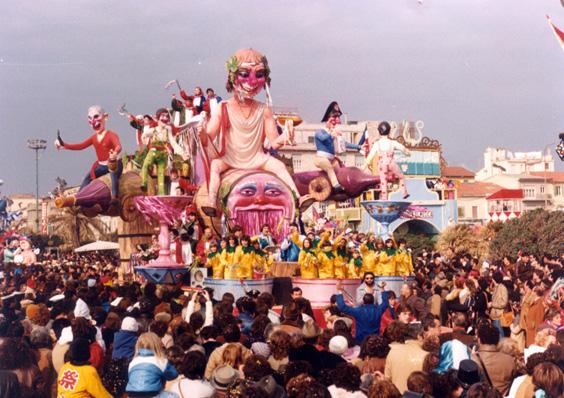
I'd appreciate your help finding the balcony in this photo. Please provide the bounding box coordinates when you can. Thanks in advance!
[522,194,553,202]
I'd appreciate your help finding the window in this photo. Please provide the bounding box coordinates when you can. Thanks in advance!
[540,186,545,194]
[472,206,478,219]
[555,185,562,197]
[458,207,465,218]
[292,154,302,170]
[523,187,535,198]
[307,136,315,144]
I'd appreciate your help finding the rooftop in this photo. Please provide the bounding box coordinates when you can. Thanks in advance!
[486,189,524,200]
[443,166,475,178]
[530,171,564,183]
[457,181,502,198]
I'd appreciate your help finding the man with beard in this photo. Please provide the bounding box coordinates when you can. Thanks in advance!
[356,272,381,305]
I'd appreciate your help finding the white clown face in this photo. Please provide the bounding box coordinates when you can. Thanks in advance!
[87,107,107,132]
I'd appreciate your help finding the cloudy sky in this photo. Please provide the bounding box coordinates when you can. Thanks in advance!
[1,0,563,196]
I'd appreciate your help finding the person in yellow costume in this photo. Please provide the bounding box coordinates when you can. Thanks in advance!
[222,235,239,279]
[333,234,350,279]
[234,235,255,279]
[252,238,273,275]
[205,241,224,279]
[395,238,414,276]
[378,238,397,276]
[359,234,380,275]
[347,248,364,278]
[298,237,319,278]
[317,240,336,279]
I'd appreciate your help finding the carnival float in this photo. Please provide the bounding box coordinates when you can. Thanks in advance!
[53,48,415,303]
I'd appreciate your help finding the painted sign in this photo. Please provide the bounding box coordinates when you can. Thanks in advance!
[401,205,433,220]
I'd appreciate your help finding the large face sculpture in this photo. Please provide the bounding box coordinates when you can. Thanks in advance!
[225,173,295,242]
[87,106,108,133]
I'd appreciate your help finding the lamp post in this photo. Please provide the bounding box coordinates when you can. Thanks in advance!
[27,139,47,233]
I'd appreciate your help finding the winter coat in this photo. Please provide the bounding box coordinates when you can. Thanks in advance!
[126,348,178,395]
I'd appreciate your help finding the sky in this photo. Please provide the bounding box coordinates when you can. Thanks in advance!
[1,0,563,196]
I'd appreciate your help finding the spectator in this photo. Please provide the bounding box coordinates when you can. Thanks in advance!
[166,351,214,398]
[471,322,515,395]
[126,332,179,398]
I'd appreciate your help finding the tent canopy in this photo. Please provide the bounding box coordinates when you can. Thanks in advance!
[74,240,119,253]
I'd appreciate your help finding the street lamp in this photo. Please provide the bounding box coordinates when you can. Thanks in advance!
[27,139,47,232]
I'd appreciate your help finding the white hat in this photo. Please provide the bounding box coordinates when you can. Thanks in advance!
[73,298,91,319]
[49,293,65,303]
[329,335,348,356]
[110,297,124,307]
[87,278,96,288]
[121,317,138,332]
[58,326,74,345]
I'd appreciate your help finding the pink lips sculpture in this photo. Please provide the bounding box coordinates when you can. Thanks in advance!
[134,195,193,267]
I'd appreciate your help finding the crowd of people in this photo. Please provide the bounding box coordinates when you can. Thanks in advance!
[0,233,563,398]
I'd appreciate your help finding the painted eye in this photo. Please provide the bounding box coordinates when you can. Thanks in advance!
[237,70,250,78]
[265,188,282,197]
[255,70,266,79]
[240,187,256,196]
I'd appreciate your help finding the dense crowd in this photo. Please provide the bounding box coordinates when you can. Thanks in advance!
[0,232,563,398]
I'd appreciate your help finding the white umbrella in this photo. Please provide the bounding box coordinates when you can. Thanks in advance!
[74,240,119,253]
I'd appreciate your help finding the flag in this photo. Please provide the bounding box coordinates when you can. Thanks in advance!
[547,15,564,51]
[357,124,368,146]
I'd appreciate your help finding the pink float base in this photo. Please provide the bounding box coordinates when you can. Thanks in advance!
[292,278,362,307]
[134,195,193,268]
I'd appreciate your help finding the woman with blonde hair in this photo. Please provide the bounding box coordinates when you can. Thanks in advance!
[221,343,246,372]
[126,332,179,398]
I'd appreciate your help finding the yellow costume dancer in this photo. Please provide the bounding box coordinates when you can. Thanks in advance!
[333,235,350,279]
[222,240,238,279]
[235,237,255,279]
[206,243,224,279]
[395,239,414,276]
[298,238,319,278]
[360,239,379,275]
[347,250,363,279]
[378,238,397,276]
[317,242,336,279]
[252,240,272,275]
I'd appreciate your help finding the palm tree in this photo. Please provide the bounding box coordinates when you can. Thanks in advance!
[48,207,110,250]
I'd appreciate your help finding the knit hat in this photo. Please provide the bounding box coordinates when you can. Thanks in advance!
[87,278,96,288]
[302,319,322,339]
[121,317,138,332]
[74,298,91,319]
[251,342,271,358]
[329,335,348,355]
[154,312,172,324]
[69,337,91,364]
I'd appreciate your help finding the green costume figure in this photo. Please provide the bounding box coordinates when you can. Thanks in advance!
[141,108,187,195]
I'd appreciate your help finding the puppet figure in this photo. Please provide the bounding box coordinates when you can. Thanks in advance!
[364,121,410,200]
[314,102,360,192]
[198,48,299,217]
[55,106,123,209]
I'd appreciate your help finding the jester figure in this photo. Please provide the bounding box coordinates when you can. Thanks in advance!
[364,121,410,200]
[197,48,300,217]
[55,106,123,208]
[140,108,188,195]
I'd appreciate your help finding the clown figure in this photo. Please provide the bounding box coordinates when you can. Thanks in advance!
[298,238,319,279]
[55,106,123,208]
[378,238,397,276]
